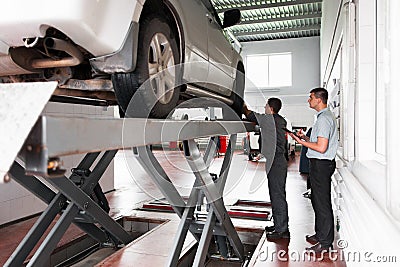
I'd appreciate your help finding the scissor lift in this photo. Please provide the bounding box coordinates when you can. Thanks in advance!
[1,82,255,266]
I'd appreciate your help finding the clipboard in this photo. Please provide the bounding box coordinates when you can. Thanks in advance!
[283,128,302,139]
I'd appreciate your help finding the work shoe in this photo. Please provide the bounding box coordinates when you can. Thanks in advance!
[266,230,290,240]
[305,234,318,244]
[306,243,333,254]
[264,225,275,233]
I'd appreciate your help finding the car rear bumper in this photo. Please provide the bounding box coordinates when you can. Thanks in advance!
[0,0,143,56]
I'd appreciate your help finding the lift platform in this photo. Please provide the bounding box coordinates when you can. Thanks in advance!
[1,82,256,267]
[0,82,58,183]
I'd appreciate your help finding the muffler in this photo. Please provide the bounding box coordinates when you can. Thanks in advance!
[0,55,33,76]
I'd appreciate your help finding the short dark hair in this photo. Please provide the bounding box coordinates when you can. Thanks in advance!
[310,87,328,104]
[267,97,282,113]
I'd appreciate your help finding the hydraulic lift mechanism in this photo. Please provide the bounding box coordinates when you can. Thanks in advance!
[1,82,255,266]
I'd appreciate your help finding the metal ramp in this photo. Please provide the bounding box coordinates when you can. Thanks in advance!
[2,82,255,266]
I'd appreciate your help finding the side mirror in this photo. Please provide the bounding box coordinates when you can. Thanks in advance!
[222,9,241,28]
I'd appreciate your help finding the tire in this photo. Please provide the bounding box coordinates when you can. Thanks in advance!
[231,67,245,117]
[112,16,180,118]
[222,67,245,120]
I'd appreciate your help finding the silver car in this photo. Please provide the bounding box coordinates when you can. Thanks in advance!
[0,0,244,118]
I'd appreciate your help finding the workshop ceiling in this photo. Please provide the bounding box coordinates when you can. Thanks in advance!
[212,0,323,42]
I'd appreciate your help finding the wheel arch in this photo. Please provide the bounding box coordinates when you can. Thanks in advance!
[236,60,246,97]
[225,60,245,119]
[90,0,185,74]
[237,60,245,73]
[140,0,185,65]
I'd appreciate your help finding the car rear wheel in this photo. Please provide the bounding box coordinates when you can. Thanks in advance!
[112,16,180,118]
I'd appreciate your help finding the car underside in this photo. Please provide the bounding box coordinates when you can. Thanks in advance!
[0,0,244,119]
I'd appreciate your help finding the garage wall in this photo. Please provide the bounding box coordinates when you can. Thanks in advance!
[322,0,400,263]
[0,103,115,226]
[241,36,320,128]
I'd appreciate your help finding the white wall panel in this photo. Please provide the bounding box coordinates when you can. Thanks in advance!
[242,37,320,127]
[242,36,320,96]
[322,0,400,263]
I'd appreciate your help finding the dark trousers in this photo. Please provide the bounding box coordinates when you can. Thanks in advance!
[267,154,288,232]
[309,158,336,247]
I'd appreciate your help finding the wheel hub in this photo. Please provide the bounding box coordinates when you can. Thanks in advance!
[148,33,175,105]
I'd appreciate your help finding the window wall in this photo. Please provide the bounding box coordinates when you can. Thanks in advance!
[241,37,320,128]
[246,53,292,88]
[375,0,386,157]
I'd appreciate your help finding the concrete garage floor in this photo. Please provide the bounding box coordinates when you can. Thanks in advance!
[0,150,346,266]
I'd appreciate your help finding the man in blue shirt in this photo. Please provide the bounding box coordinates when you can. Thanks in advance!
[289,88,339,253]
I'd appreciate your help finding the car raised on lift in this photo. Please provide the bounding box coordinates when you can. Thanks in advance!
[0,0,244,118]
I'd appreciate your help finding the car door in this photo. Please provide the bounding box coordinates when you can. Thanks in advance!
[202,0,235,96]
[173,0,210,86]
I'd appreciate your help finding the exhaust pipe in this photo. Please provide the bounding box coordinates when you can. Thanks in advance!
[30,38,84,69]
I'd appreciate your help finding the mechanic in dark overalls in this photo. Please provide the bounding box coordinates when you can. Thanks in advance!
[243,97,290,239]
